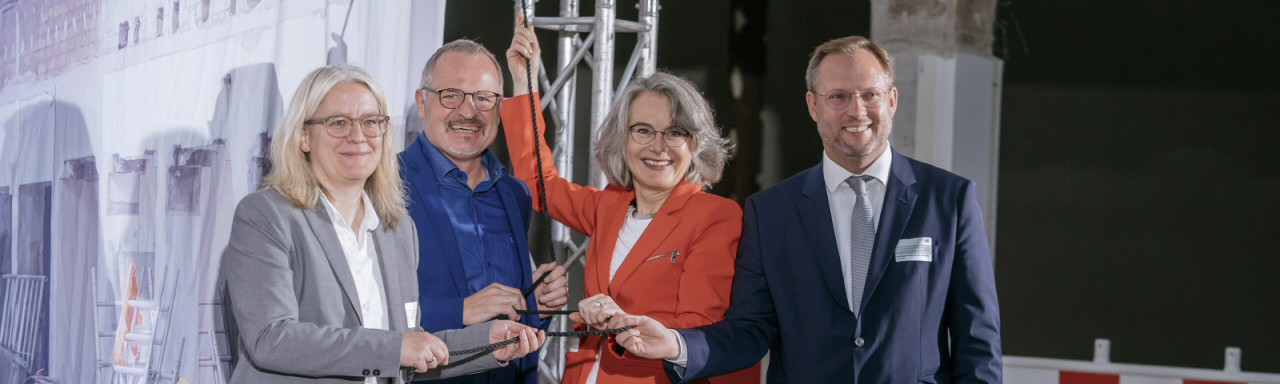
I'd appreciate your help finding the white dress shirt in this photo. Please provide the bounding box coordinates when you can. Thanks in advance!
[319,191,390,384]
[822,147,893,311]
[586,206,654,384]
[666,147,895,368]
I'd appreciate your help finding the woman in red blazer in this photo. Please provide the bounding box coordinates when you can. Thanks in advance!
[501,20,759,384]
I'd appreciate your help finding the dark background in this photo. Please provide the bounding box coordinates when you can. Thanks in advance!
[445,0,1280,373]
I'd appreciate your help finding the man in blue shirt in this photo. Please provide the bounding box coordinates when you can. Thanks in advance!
[399,39,570,384]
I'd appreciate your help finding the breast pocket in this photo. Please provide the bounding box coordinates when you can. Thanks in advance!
[641,250,680,264]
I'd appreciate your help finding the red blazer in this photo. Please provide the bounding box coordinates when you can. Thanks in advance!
[501,93,759,384]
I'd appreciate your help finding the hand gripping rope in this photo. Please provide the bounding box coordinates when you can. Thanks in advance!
[447,308,631,356]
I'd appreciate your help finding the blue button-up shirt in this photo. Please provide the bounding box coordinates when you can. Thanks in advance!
[421,143,522,294]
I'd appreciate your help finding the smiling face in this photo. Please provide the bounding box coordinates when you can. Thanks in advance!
[302,80,383,191]
[806,49,898,169]
[417,51,503,163]
[624,91,692,194]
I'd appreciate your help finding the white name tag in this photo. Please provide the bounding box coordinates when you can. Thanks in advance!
[894,237,933,262]
[406,301,420,328]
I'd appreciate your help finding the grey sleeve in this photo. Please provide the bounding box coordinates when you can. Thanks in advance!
[406,320,506,381]
[222,194,402,377]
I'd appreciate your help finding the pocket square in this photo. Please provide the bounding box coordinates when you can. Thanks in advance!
[894,237,933,262]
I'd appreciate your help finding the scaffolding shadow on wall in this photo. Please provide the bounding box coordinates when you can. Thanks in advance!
[166,141,234,384]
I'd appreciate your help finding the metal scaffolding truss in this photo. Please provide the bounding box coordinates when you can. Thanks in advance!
[514,0,659,381]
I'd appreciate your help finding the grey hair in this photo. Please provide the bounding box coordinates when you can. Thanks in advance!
[593,72,730,190]
[420,39,504,91]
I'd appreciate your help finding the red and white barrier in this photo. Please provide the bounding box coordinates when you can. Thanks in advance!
[1006,339,1280,384]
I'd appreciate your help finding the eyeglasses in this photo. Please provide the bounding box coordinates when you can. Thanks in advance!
[628,125,691,148]
[304,114,389,138]
[422,87,501,111]
[813,87,889,111]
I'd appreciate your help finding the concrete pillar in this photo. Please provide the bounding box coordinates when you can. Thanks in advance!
[872,0,1003,249]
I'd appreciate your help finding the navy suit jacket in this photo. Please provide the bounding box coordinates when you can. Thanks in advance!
[669,150,1001,383]
[399,136,544,384]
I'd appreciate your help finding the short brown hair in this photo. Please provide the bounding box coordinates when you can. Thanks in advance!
[805,36,894,91]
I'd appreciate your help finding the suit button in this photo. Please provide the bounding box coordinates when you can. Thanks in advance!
[362,368,371,376]
[854,337,865,347]
[372,369,381,376]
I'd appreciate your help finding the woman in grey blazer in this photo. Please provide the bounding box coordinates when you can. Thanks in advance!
[221,64,545,384]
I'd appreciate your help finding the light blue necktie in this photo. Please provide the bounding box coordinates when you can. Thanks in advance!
[848,175,875,316]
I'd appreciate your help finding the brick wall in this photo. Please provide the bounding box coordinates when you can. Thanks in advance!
[0,0,100,88]
[0,0,271,90]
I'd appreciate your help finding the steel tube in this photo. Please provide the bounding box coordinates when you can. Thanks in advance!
[590,0,617,188]
[638,0,660,76]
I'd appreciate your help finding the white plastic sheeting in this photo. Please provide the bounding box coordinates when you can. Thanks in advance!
[0,1,444,382]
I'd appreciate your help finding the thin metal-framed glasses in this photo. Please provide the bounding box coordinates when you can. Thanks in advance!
[628,125,691,148]
[304,114,389,138]
[422,87,501,111]
[813,87,888,110]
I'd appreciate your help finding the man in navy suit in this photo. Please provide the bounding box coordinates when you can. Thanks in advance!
[399,39,570,384]
[613,35,1002,383]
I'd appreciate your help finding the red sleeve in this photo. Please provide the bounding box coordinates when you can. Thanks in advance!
[500,93,605,237]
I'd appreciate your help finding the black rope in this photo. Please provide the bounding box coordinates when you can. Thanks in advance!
[442,1,636,365]
[516,309,577,316]
[516,0,561,300]
[448,326,632,356]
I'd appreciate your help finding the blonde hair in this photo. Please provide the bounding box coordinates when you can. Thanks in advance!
[805,35,895,91]
[593,72,729,190]
[264,64,407,229]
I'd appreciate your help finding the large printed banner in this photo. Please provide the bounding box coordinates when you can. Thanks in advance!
[0,1,443,383]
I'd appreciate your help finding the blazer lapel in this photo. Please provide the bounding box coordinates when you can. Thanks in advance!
[303,204,364,325]
[607,183,699,294]
[373,228,408,331]
[860,151,918,311]
[408,139,470,297]
[591,193,629,296]
[797,165,853,314]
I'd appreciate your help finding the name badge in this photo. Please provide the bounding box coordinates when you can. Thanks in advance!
[406,301,420,328]
[894,237,933,262]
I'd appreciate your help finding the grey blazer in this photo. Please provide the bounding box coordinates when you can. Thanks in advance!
[221,188,504,383]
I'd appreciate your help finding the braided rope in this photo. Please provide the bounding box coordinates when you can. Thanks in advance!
[517,0,559,300]
[447,326,632,356]
[515,309,578,316]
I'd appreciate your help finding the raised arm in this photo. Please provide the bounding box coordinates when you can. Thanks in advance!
[503,16,605,236]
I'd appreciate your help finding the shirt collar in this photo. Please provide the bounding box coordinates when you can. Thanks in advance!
[318,189,381,233]
[822,144,893,194]
[419,138,506,185]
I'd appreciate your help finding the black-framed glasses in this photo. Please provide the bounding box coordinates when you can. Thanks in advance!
[628,125,691,148]
[422,87,501,111]
[813,87,889,111]
[304,114,389,138]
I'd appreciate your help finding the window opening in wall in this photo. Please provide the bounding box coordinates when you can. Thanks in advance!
[0,181,53,382]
